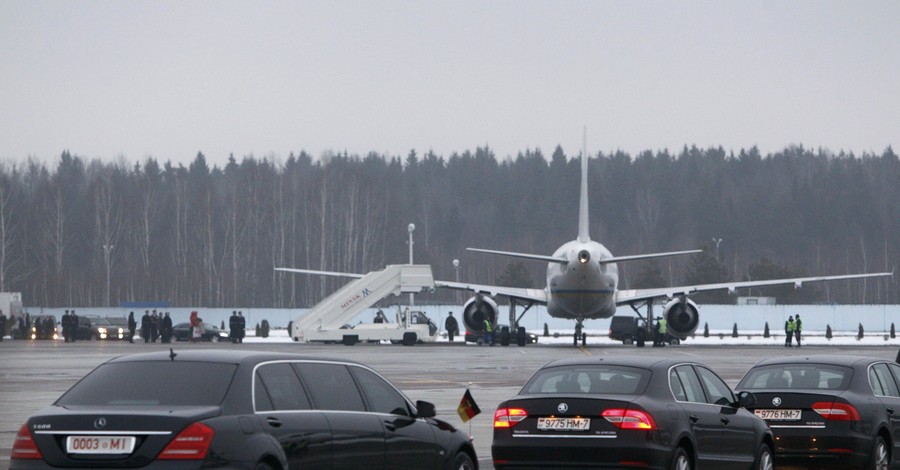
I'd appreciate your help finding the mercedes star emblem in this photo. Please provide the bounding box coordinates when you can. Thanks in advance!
[93,417,107,429]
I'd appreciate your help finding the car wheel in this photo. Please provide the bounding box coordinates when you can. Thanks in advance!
[254,461,275,470]
[754,443,773,470]
[451,451,475,470]
[670,446,692,470]
[871,435,889,470]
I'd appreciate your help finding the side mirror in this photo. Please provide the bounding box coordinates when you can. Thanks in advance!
[737,391,756,408]
[415,400,436,418]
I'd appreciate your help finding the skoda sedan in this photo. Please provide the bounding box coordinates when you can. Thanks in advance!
[11,349,478,469]
[492,356,773,470]
[737,355,900,469]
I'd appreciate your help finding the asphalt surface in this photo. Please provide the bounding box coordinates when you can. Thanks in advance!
[1,339,897,469]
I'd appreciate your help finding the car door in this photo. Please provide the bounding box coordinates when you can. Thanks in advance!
[349,365,439,469]
[875,362,900,463]
[254,362,332,469]
[670,365,721,466]
[695,365,757,469]
[296,362,386,470]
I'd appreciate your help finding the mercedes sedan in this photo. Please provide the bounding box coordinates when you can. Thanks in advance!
[11,349,478,469]
[737,354,900,469]
[492,356,773,470]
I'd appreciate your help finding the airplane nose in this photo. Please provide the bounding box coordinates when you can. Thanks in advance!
[578,250,590,264]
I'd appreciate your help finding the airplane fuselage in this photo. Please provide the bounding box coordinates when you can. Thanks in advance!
[546,239,618,321]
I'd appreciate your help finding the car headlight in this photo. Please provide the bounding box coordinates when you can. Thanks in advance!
[98,327,108,334]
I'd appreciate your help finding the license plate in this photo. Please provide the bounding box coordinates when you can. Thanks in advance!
[66,436,136,454]
[537,417,590,431]
[754,409,802,421]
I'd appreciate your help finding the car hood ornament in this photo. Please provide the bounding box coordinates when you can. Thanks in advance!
[772,397,782,407]
[558,403,568,413]
[94,417,107,429]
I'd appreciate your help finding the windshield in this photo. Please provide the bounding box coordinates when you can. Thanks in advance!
[739,364,853,390]
[57,361,237,406]
[522,365,649,395]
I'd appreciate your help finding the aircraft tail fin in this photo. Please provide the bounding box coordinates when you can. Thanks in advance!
[577,126,590,243]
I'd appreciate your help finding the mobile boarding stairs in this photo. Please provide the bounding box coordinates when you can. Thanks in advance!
[291,264,439,345]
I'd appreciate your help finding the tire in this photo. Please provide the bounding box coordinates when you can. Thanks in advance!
[254,461,275,470]
[623,338,633,345]
[670,446,691,470]
[871,435,889,470]
[451,451,475,470]
[210,335,219,343]
[402,332,417,346]
[754,443,774,470]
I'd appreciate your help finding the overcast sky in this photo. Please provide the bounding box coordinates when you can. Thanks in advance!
[2,0,898,168]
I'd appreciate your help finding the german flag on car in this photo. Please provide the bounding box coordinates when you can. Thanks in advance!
[457,388,481,422]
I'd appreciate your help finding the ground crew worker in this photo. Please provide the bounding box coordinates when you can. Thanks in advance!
[483,317,493,346]
[445,312,459,342]
[785,316,796,347]
[655,316,668,347]
[794,314,802,347]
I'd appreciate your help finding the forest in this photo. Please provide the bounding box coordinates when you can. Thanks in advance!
[0,143,897,308]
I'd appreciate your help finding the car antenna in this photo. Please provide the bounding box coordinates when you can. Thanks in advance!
[169,348,177,361]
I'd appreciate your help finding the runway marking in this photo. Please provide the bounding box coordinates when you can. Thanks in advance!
[578,346,593,356]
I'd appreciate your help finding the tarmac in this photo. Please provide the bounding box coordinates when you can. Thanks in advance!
[1,338,898,469]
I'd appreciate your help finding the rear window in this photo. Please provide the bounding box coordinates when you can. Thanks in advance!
[522,365,649,395]
[739,364,852,391]
[56,361,236,406]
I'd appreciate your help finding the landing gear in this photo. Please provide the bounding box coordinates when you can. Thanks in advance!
[574,321,586,347]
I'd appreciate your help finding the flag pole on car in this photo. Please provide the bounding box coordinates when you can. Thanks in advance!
[457,382,481,435]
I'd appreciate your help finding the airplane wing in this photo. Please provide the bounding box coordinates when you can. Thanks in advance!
[466,248,702,265]
[616,272,893,305]
[434,280,549,305]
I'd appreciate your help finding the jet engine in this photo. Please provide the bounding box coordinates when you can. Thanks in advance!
[461,295,499,333]
[663,297,699,339]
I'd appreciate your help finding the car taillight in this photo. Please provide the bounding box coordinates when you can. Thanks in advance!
[11,424,43,460]
[812,401,860,421]
[494,408,528,428]
[157,422,214,460]
[602,408,656,430]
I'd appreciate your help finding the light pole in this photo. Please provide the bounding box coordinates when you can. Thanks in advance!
[103,244,114,307]
[408,223,415,306]
[453,259,460,304]
[712,237,722,262]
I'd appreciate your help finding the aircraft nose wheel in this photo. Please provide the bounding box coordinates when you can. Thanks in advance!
[574,322,585,347]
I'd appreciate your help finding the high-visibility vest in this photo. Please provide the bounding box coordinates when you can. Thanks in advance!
[484,320,493,333]
[787,320,796,332]
[795,319,802,331]
[658,319,667,333]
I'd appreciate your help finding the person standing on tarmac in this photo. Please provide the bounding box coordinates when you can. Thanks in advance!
[61,310,71,342]
[70,310,78,342]
[657,316,668,347]
[483,317,494,346]
[161,312,173,343]
[794,314,803,347]
[127,312,136,343]
[785,316,796,347]
[445,312,459,342]
[0,309,6,341]
[237,311,246,343]
[229,311,239,343]
[141,310,151,343]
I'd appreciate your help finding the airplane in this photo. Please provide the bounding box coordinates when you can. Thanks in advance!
[277,131,892,346]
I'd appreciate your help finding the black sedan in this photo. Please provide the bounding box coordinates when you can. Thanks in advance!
[737,354,900,469]
[171,321,229,342]
[11,349,478,469]
[492,356,773,470]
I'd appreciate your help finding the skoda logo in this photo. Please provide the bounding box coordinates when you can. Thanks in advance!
[558,403,569,414]
[93,417,107,430]
[772,397,782,407]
